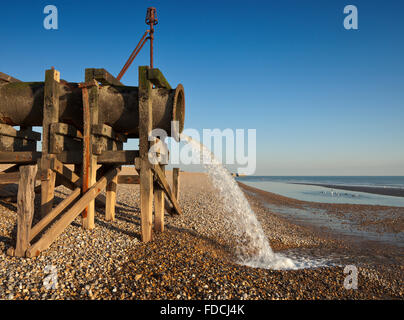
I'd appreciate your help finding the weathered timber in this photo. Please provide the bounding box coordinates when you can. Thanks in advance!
[0,150,140,165]
[139,66,154,242]
[105,173,118,221]
[0,172,21,184]
[151,164,182,215]
[49,123,83,154]
[0,71,21,84]
[0,124,41,141]
[92,136,123,155]
[0,151,41,164]
[80,79,99,230]
[50,123,83,138]
[92,124,127,142]
[41,69,60,218]
[154,165,165,232]
[26,166,121,257]
[85,68,124,87]
[29,188,81,241]
[173,168,180,201]
[50,158,81,187]
[14,165,37,257]
[147,68,172,89]
[0,171,41,184]
[117,175,140,184]
[0,124,40,152]
[40,157,56,218]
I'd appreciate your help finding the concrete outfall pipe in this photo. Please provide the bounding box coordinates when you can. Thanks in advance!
[0,80,185,137]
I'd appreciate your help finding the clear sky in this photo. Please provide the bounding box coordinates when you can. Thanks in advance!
[1,0,403,175]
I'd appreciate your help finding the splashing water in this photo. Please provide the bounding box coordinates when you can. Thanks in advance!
[181,134,331,270]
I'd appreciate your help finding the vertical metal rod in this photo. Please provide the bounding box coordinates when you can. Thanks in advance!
[150,20,154,68]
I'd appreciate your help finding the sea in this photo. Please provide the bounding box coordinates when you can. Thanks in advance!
[236,176,404,207]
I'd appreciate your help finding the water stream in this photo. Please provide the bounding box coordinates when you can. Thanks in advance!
[181,134,332,270]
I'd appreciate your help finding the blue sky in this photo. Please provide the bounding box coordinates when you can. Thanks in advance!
[1,0,403,175]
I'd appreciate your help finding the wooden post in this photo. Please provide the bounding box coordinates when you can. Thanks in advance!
[14,165,37,257]
[105,173,118,221]
[154,165,165,232]
[138,66,154,242]
[173,168,180,201]
[41,68,60,218]
[80,79,99,230]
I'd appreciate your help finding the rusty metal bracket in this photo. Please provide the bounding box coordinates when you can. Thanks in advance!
[116,7,158,81]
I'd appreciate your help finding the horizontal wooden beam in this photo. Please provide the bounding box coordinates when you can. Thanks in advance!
[0,172,21,184]
[92,124,127,142]
[117,174,139,184]
[0,151,41,164]
[0,171,41,184]
[98,150,139,164]
[0,124,41,141]
[0,150,140,165]
[50,123,83,139]
[26,166,121,257]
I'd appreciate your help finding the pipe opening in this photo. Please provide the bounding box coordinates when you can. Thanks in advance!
[172,84,185,138]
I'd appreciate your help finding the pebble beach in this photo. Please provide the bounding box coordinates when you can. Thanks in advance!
[0,169,403,300]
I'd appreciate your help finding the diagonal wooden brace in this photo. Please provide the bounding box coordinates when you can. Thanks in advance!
[49,157,81,187]
[151,164,182,215]
[26,166,121,257]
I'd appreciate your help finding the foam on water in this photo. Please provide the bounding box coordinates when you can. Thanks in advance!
[181,134,331,270]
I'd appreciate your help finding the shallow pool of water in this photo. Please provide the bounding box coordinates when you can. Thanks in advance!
[241,180,404,207]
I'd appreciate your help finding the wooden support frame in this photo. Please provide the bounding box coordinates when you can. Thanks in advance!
[29,188,81,242]
[26,166,121,257]
[1,65,184,256]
